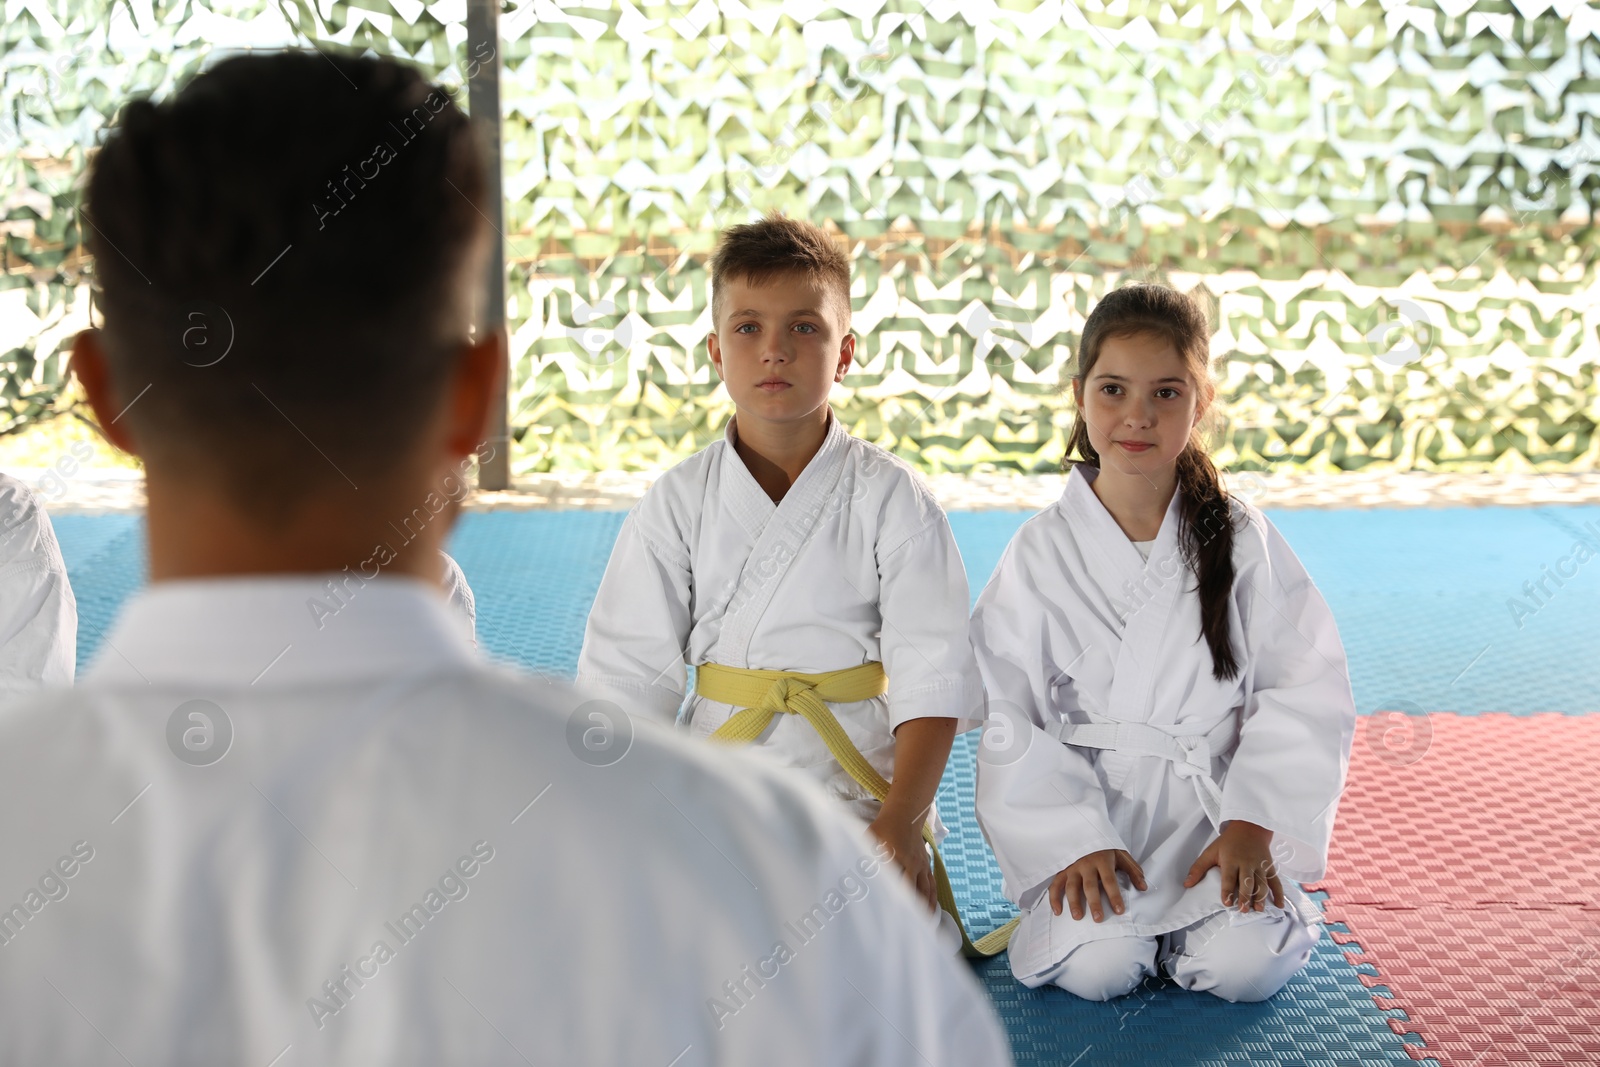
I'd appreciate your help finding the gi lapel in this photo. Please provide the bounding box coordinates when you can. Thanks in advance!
[1066,465,1186,725]
[716,412,851,667]
[715,418,779,540]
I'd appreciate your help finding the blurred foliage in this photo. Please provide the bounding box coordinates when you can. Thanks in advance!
[4,0,1597,473]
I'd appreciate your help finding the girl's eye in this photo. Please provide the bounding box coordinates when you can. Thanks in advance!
[1100,384,1122,396]
[1157,388,1180,399]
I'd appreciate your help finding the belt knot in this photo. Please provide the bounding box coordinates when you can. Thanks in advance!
[760,676,814,714]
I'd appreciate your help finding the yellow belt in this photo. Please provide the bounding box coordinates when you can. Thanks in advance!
[697,660,1017,958]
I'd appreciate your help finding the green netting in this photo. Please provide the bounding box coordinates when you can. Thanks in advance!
[3,0,1596,472]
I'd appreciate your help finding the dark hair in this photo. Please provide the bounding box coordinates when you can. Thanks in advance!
[1064,283,1240,682]
[709,213,852,329]
[83,50,486,516]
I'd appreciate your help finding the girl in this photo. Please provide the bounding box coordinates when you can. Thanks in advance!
[972,284,1357,1002]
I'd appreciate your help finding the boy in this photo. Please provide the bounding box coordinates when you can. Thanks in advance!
[578,216,982,925]
[0,53,1010,1066]
[0,470,77,701]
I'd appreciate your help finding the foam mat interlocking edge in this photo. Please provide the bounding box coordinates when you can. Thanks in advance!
[1321,912,1442,1065]
[1310,713,1600,1067]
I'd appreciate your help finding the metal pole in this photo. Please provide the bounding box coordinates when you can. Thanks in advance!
[467,0,510,490]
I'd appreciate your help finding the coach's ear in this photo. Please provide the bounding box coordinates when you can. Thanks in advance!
[442,326,505,462]
[69,329,140,456]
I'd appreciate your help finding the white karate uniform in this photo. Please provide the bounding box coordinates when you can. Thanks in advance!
[577,412,982,826]
[438,549,476,644]
[0,472,77,703]
[972,463,1356,1002]
[0,575,1012,1066]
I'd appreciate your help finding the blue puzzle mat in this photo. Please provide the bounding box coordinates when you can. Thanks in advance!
[54,504,1600,1065]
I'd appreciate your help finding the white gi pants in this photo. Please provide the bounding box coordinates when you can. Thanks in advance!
[1040,907,1318,1003]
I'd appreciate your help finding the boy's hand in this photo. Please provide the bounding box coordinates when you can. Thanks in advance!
[1183,820,1284,912]
[1048,849,1146,922]
[867,816,937,911]
[874,716,957,913]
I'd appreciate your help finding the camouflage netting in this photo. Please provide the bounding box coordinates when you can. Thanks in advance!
[3,0,1596,473]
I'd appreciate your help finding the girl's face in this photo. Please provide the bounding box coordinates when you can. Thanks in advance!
[1072,331,1206,476]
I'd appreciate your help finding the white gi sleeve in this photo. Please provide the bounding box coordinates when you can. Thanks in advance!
[1220,513,1358,882]
[877,517,983,733]
[575,505,692,726]
[438,550,477,645]
[0,480,76,704]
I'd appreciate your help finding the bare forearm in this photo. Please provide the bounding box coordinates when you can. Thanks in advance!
[878,716,959,830]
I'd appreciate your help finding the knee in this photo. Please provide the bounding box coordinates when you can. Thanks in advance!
[1168,917,1316,1004]
[1189,955,1294,1004]
[1050,937,1157,1002]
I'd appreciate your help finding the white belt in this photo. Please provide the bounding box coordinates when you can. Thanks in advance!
[1046,715,1238,830]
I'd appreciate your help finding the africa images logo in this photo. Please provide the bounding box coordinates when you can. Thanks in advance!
[166,699,233,767]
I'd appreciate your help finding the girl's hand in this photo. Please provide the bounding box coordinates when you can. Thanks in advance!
[867,817,937,911]
[1183,820,1284,912]
[1048,849,1147,922]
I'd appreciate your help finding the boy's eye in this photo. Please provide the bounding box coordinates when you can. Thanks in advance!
[735,323,757,333]
[794,323,817,334]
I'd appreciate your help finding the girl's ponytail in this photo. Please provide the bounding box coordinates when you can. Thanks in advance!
[1176,443,1240,682]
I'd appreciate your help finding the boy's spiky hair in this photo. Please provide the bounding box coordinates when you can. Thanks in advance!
[709,214,852,328]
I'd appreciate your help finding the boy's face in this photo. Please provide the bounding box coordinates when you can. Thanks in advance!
[1071,330,1206,475]
[708,272,853,431]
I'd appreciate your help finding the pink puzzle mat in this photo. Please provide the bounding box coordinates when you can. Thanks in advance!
[1308,712,1600,1065]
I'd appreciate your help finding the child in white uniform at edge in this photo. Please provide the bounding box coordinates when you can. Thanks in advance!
[438,549,476,644]
[578,215,981,927]
[0,471,77,701]
[972,284,1357,1002]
